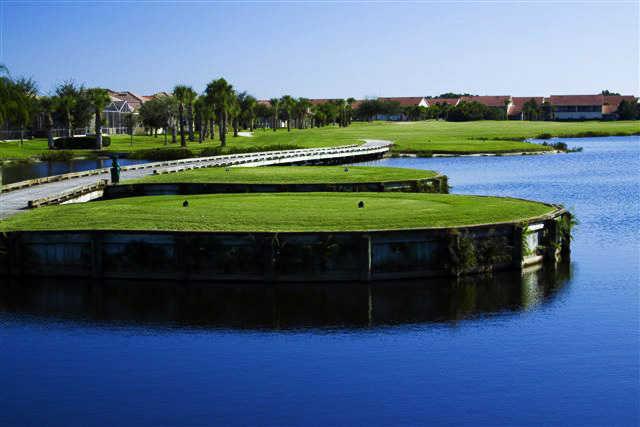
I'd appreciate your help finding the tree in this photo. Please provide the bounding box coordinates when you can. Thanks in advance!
[86,88,110,149]
[295,98,311,129]
[346,97,356,125]
[522,98,541,120]
[54,81,79,137]
[194,95,209,142]
[437,92,475,98]
[237,92,257,131]
[205,78,234,147]
[173,85,194,147]
[186,87,197,142]
[39,96,57,149]
[601,90,621,96]
[139,96,176,141]
[254,102,271,129]
[616,99,638,120]
[229,94,241,137]
[280,95,294,131]
[123,112,139,145]
[9,77,38,144]
[269,98,280,131]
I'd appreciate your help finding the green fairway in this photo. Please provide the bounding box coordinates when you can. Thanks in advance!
[1,120,637,160]
[0,193,556,232]
[127,166,438,185]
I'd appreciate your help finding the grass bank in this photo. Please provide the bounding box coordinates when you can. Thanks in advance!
[1,120,637,160]
[127,166,438,185]
[0,193,556,232]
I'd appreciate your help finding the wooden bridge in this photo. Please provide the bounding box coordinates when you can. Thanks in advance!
[0,140,392,219]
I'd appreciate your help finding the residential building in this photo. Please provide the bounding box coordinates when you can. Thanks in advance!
[549,95,604,120]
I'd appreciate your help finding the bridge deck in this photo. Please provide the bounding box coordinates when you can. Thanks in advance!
[0,140,391,219]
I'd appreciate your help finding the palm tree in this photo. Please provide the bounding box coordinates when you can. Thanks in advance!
[185,87,197,142]
[280,95,294,132]
[237,92,257,131]
[39,96,57,149]
[172,85,192,147]
[346,97,356,125]
[269,98,280,131]
[87,88,110,149]
[229,95,241,137]
[205,78,234,147]
[55,82,79,138]
[194,95,207,143]
[6,78,37,145]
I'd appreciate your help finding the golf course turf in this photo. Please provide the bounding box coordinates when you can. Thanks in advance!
[0,193,557,232]
[127,166,439,185]
[1,120,637,160]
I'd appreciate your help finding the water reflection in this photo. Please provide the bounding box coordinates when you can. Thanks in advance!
[0,260,570,329]
[0,158,149,185]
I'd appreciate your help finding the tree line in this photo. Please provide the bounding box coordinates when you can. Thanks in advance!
[139,85,360,148]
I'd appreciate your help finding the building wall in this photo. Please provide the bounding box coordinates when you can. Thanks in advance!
[554,111,603,120]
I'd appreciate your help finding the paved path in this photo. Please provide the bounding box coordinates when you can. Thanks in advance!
[0,140,391,219]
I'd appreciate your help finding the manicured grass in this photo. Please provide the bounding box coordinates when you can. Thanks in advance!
[127,166,439,185]
[0,193,556,232]
[1,120,637,160]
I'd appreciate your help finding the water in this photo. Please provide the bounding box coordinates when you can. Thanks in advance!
[1,136,638,426]
[0,158,150,185]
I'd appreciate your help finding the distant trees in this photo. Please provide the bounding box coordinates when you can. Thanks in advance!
[139,95,177,143]
[269,98,280,131]
[86,88,110,149]
[601,90,621,96]
[616,99,638,120]
[238,92,257,131]
[280,95,294,132]
[445,101,507,122]
[123,112,139,145]
[436,92,475,98]
[205,78,234,146]
[353,99,402,121]
[173,85,197,147]
[522,98,542,121]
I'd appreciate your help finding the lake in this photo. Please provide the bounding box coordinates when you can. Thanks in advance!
[1,136,638,426]
[0,157,150,185]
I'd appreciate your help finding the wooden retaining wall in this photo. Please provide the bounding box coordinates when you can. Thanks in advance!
[0,209,570,282]
[102,176,449,199]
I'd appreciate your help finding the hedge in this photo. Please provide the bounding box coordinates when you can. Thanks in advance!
[53,136,111,149]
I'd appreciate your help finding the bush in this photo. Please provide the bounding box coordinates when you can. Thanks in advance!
[53,136,111,149]
[536,133,553,140]
[39,151,75,162]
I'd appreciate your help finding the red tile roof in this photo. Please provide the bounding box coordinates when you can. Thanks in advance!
[508,97,545,116]
[602,95,637,114]
[461,96,512,108]
[549,95,603,106]
[378,97,426,107]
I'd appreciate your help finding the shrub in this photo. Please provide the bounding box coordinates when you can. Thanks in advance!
[53,136,111,149]
[536,133,553,140]
[38,151,75,162]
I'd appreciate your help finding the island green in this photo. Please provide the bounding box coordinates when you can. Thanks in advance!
[0,193,556,232]
[127,166,438,185]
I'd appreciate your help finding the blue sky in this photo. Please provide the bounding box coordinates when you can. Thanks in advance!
[1,1,638,98]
